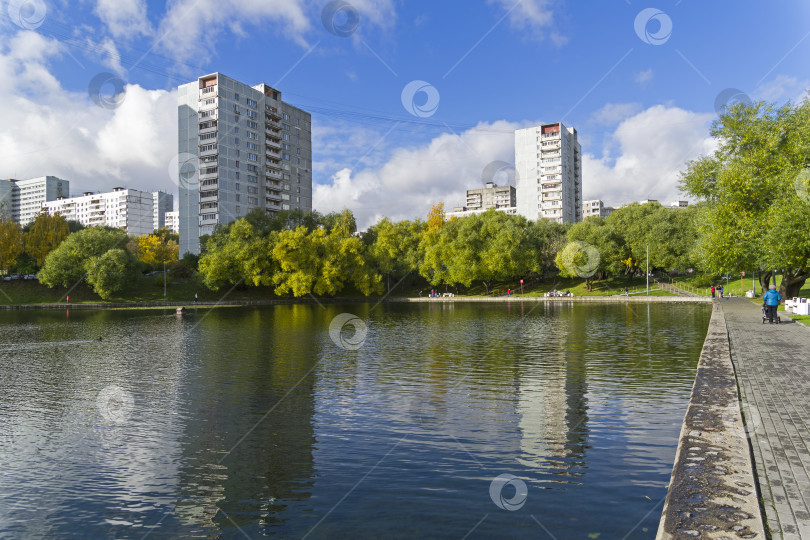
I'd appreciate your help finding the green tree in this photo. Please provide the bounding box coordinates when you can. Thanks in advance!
[367,217,425,292]
[25,212,70,267]
[85,249,138,299]
[38,227,129,288]
[0,218,23,275]
[681,99,810,297]
[561,217,624,290]
[199,220,277,289]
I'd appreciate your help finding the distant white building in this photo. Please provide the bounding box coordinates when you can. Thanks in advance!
[42,187,160,236]
[515,122,582,223]
[153,191,174,230]
[448,182,518,218]
[582,199,615,219]
[1,176,70,225]
[670,200,689,209]
[165,211,179,233]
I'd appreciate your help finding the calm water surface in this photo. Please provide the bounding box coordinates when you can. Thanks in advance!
[0,301,711,539]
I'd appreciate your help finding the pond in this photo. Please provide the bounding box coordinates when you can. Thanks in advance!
[0,301,711,538]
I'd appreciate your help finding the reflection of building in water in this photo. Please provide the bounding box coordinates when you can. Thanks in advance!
[516,308,589,482]
[173,306,319,535]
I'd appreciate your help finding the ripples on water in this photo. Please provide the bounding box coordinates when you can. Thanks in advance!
[0,302,711,538]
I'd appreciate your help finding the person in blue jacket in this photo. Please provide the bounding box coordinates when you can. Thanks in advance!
[763,284,782,323]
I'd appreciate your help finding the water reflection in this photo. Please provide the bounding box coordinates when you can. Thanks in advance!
[0,302,711,538]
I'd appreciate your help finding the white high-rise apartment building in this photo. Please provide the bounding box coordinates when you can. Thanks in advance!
[42,187,162,236]
[1,176,70,225]
[177,73,313,255]
[515,122,582,223]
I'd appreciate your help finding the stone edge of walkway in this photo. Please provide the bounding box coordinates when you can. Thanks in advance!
[656,301,766,539]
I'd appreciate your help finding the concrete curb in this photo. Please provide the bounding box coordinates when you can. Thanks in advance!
[656,301,765,538]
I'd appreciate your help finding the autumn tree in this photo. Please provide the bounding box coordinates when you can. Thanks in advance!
[0,218,23,275]
[25,212,70,267]
[131,233,179,267]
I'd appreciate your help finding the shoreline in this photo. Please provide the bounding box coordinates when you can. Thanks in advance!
[0,295,712,310]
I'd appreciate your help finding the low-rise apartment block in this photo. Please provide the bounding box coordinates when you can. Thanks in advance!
[42,188,172,236]
[582,199,615,219]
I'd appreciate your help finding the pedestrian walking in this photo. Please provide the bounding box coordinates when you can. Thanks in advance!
[763,284,782,324]
[507,288,511,297]
[66,295,70,305]
[711,285,715,298]
[194,292,198,303]
[718,284,724,298]
[418,290,422,297]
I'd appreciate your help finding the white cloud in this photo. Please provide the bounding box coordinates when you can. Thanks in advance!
[634,69,653,87]
[582,105,717,206]
[94,0,152,39]
[487,0,564,44]
[155,0,311,64]
[314,121,520,228]
[591,102,642,126]
[0,30,178,199]
[754,74,810,104]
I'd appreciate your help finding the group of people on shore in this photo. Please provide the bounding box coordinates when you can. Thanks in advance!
[710,284,724,298]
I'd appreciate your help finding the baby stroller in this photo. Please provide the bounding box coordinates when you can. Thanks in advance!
[762,304,781,324]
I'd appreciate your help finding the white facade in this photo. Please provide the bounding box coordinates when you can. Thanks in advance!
[153,191,174,231]
[178,73,313,255]
[670,200,689,209]
[582,199,614,218]
[42,187,156,236]
[1,176,70,225]
[515,122,582,223]
[446,206,519,219]
[165,211,179,233]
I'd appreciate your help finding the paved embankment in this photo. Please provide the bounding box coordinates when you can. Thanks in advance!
[657,301,765,539]
[724,298,810,537]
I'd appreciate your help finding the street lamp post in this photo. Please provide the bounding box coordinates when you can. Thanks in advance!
[163,259,167,300]
[646,243,649,295]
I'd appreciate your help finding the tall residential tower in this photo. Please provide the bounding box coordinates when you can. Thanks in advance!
[177,73,312,254]
[515,122,582,223]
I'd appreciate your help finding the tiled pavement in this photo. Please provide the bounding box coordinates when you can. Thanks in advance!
[723,297,810,538]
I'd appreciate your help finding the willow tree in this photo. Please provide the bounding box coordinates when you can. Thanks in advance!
[680,99,810,298]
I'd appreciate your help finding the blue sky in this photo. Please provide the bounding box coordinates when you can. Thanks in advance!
[1,0,808,227]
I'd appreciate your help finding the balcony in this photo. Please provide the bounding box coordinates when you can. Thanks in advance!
[266,169,282,180]
[199,170,218,181]
[266,160,282,171]
[200,191,218,203]
[266,148,281,160]
[199,125,217,136]
[265,108,281,120]
[199,86,217,99]
[266,139,281,150]
[200,146,218,158]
